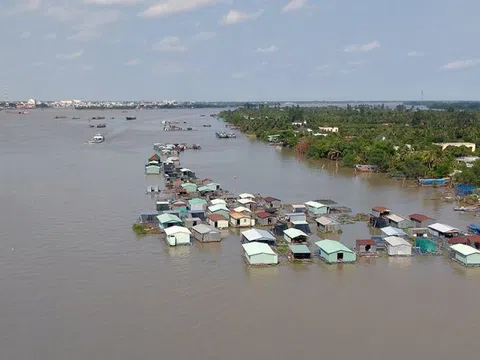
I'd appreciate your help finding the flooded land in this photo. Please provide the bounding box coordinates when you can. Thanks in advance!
[1,109,479,360]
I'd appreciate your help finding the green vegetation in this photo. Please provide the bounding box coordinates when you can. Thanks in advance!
[276,244,289,254]
[405,101,480,111]
[219,105,480,181]
[132,223,161,235]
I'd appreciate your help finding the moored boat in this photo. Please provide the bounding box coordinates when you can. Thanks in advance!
[88,133,105,144]
[96,123,106,128]
[417,178,450,187]
[355,164,377,172]
[126,116,137,120]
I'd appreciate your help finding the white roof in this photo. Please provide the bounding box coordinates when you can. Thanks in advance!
[239,193,255,199]
[315,216,337,225]
[284,228,308,238]
[208,204,229,213]
[384,236,411,247]
[304,201,327,208]
[192,224,218,234]
[242,242,275,256]
[164,226,192,236]
[241,229,275,242]
[237,198,255,205]
[180,168,192,172]
[210,198,226,205]
[428,223,459,234]
[292,204,306,209]
[385,214,406,223]
[291,220,308,225]
[233,206,252,213]
[450,243,480,256]
[381,226,407,237]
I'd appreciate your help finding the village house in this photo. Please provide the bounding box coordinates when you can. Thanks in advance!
[285,212,307,223]
[156,200,170,212]
[242,242,278,266]
[180,182,197,194]
[409,213,436,227]
[384,236,412,256]
[384,214,412,229]
[164,226,191,246]
[287,244,312,261]
[236,198,256,210]
[283,228,308,243]
[187,198,207,212]
[408,228,429,238]
[210,198,227,206]
[197,184,217,195]
[230,211,255,228]
[179,168,196,179]
[262,196,282,209]
[428,223,461,239]
[318,126,339,133]
[183,217,202,228]
[207,204,230,220]
[157,213,183,230]
[290,219,311,234]
[315,216,340,233]
[233,206,252,215]
[381,226,408,239]
[206,182,221,191]
[241,228,276,246]
[207,214,229,229]
[304,201,329,216]
[370,206,391,228]
[448,235,480,249]
[291,204,307,213]
[256,211,277,226]
[171,201,187,214]
[192,224,221,243]
[315,239,357,264]
[449,244,480,267]
[355,239,378,256]
[238,193,255,200]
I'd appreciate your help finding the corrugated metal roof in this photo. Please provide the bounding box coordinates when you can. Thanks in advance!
[384,236,411,247]
[304,201,327,208]
[356,239,376,246]
[242,242,275,256]
[315,216,337,225]
[409,213,433,222]
[181,182,197,188]
[188,198,207,205]
[192,224,217,234]
[164,226,191,236]
[428,223,460,234]
[291,220,308,225]
[233,206,252,213]
[230,211,249,219]
[385,214,406,223]
[210,199,227,205]
[315,239,353,254]
[288,244,311,254]
[380,226,407,237]
[242,229,275,242]
[237,198,255,205]
[450,244,480,256]
[208,214,226,221]
[208,204,229,213]
[284,228,308,238]
[239,193,255,199]
[263,196,280,202]
[157,213,182,224]
[372,206,389,212]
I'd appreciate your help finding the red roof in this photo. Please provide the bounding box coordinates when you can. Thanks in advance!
[208,214,226,221]
[149,154,160,161]
[449,235,480,245]
[356,239,376,246]
[372,206,389,212]
[263,197,280,203]
[256,211,271,219]
[409,213,433,222]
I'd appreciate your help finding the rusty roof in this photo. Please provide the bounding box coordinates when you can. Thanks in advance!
[356,239,376,246]
[372,206,389,212]
[409,213,433,222]
[207,214,226,221]
[256,211,271,219]
[449,235,480,245]
[230,211,249,219]
[263,196,281,203]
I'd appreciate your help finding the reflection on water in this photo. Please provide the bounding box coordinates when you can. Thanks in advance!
[243,265,280,279]
[387,256,413,267]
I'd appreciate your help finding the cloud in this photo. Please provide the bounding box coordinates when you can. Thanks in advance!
[44,33,57,40]
[282,0,308,13]
[407,51,424,57]
[56,50,85,60]
[152,36,188,52]
[221,9,263,25]
[140,0,217,18]
[344,40,380,53]
[231,71,248,79]
[441,59,480,70]
[125,59,140,66]
[192,31,216,41]
[20,31,31,39]
[256,45,278,54]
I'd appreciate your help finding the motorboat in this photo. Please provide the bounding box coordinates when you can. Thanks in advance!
[89,133,105,144]
[96,123,107,128]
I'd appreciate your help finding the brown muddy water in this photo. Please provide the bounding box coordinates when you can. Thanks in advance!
[1,109,479,360]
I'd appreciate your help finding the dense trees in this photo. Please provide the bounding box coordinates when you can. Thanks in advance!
[219,105,480,181]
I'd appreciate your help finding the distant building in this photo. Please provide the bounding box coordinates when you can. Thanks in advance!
[318,126,339,133]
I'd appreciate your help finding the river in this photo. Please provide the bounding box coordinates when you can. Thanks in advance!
[1,108,479,360]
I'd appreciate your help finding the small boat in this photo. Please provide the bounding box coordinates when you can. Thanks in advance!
[355,164,377,172]
[55,116,67,119]
[126,116,137,120]
[89,124,95,128]
[454,206,479,212]
[226,133,236,138]
[92,116,105,120]
[216,132,228,138]
[192,144,202,150]
[200,114,206,117]
[203,124,211,127]
[417,178,450,187]
[72,117,80,119]
[88,133,105,144]
[96,123,107,128]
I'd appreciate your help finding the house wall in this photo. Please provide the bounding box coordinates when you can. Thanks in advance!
[387,244,412,256]
[246,252,278,265]
[308,206,329,215]
[256,218,269,226]
[230,217,252,227]
[358,244,377,253]
[208,219,229,229]
[193,230,221,243]
[266,201,281,209]
[456,252,480,265]
[189,203,206,212]
[288,213,307,222]
[319,249,356,263]
[210,209,230,219]
[145,166,161,174]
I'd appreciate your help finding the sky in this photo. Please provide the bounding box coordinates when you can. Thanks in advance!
[1,0,479,101]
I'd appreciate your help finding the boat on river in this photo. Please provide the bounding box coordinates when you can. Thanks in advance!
[96,123,106,128]
[88,133,105,144]
[126,116,137,120]
[355,164,377,172]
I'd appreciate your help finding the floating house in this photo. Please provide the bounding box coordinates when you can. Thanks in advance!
[210,198,227,206]
[198,184,217,195]
[287,244,312,261]
[291,204,307,213]
[304,201,329,216]
[230,211,255,228]
[355,239,378,256]
[239,193,255,200]
[414,237,438,254]
[315,216,340,233]
[381,226,408,239]
[206,182,221,191]
[370,206,391,228]
[207,204,230,220]
[449,244,480,267]
[148,153,161,162]
[283,228,308,243]
[409,213,435,227]
[207,214,229,229]
[273,221,288,236]
[384,214,412,229]
[183,217,202,228]
[156,200,170,212]
[180,182,197,194]
[262,197,282,209]
[237,198,256,209]
[164,226,191,246]
[384,236,412,256]
[315,239,357,264]
[242,242,278,266]
[256,211,278,226]
[171,201,187,213]
[408,228,429,238]
[192,224,221,243]
[138,213,159,225]
[285,212,307,223]
[428,223,461,238]
[233,206,252,214]
[157,213,183,230]
[145,162,162,175]
[371,206,391,218]
[290,220,311,234]
[187,198,207,212]
[179,168,196,179]
[241,228,276,246]
[449,235,480,248]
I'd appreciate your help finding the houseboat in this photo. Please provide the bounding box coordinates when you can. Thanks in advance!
[417,178,450,187]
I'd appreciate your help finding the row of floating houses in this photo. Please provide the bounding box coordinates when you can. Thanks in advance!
[137,146,480,268]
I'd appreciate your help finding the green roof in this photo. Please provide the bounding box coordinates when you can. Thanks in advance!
[198,185,216,192]
[288,244,311,254]
[156,213,182,224]
[181,182,197,188]
[188,198,207,205]
[315,239,353,254]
